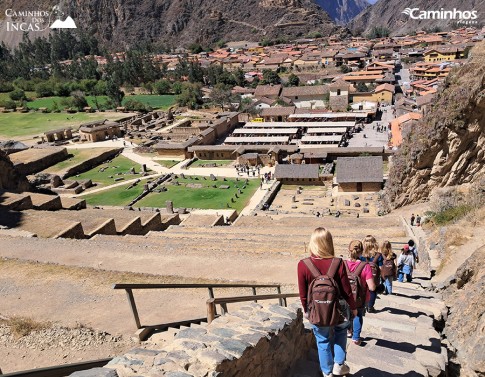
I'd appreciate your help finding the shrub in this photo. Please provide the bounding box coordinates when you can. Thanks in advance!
[0,316,50,339]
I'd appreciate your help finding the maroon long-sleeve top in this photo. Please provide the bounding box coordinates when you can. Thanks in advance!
[298,256,357,313]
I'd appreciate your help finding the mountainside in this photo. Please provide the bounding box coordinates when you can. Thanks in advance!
[0,0,342,48]
[315,0,369,25]
[350,0,485,35]
[385,41,485,208]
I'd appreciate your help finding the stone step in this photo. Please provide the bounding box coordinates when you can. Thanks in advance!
[0,192,33,210]
[29,193,63,211]
[60,196,87,210]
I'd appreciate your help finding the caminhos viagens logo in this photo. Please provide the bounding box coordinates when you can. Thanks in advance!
[402,7,479,24]
[4,4,77,32]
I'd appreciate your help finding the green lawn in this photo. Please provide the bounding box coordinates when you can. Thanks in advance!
[0,112,129,138]
[153,159,180,169]
[135,175,259,212]
[44,148,117,174]
[83,184,144,207]
[76,155,145,187]
[25,94,176,111]
[190,159,234,167]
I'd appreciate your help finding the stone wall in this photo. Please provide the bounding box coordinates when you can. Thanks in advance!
[12,148,69,176]
[62,148,123,179]
[76,302,310,377]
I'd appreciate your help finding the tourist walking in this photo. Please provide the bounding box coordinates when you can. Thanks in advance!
[416,214,422,227]
[397,245,415,282]
[298,228,357,377]
[360,235,383,313]
[380,241,397,295]
[345,240,375,346]
[410,213,415,226]
[408,239,419,264]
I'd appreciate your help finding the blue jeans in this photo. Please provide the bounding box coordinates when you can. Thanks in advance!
[368,290,377,308]
[383,276,393,294]
[398,265,413,282]
[312,322,350,375]
[352,308,364,341]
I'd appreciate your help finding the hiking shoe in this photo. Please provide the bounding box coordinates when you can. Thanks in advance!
[333,362,350,376]
[352,338,362,346]
[347,330,353,338]
[322,373,334,377]
[367,306,376,313]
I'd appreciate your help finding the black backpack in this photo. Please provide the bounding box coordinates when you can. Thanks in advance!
[303,257,344,327]
[344,260,367,309]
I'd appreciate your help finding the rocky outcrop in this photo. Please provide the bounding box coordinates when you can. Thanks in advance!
[441,245,485,376]
[315,0,369,25]
[386,41,485,208]
[0,150,30,193]
[350,0,485,36]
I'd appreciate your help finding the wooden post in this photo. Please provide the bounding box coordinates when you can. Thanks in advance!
[125,289,141,329]
[252,287,257,303]
[208,287,217,315]
[207,299,216,324]
[220,303,228,315]
[277,286,284,306]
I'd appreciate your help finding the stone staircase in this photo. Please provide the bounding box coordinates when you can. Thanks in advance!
[288,273,447,377]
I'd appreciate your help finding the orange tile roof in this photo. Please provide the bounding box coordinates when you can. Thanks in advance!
[390,112,422,147]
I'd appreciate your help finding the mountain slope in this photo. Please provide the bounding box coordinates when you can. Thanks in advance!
[385,41,485,208]
[315,0,369,25]
[60,0,339,48]
[350,0,485,35]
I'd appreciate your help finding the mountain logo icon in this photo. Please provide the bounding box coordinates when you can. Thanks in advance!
[50,16,77,29]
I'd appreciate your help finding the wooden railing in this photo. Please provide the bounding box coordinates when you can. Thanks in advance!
[206,293,300,324]
[113,283,285,340]
[0,358,112,377]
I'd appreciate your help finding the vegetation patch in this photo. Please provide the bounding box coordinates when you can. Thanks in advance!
[153,159,180,169]
[429,205,473,226]
[82,183,144,206]
[43,148,115,174]
[134,175,259,212]
[190,159,233,167]
[0,316,51,339]
[76,155,146,187]
[0,112,127,138]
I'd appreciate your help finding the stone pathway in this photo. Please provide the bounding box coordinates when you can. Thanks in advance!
[291,272,447,377]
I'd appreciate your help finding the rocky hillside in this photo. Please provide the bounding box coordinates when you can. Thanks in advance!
[0,151,30,193]
[0,0,342,48]
[386,41,485,208]
[316,0,369,25]
[350,0,485,35]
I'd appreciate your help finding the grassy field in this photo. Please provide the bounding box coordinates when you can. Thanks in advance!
[190,159,234,167]
[0,112,131,139]
[25,94,176,111]
[83,184,144,207]
[43,148,116,174]
[76,155,145,187]
[153,159,180,169]
[135,175,259,212]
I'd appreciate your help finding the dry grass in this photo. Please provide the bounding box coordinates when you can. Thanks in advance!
[0,316,51,339]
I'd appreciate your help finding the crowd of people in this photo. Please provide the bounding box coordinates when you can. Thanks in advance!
[297,228,419,377]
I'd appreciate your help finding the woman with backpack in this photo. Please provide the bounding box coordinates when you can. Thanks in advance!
[345,240,376,346]
[397,245,415,282]
[360,235,383,313]
[380,241,397,295]
[298,227,358,377]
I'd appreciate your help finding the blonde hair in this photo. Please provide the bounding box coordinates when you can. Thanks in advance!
[308,227,335,258]
[362,235,378,259]
[348,240,363,260]
[380,240,393,260]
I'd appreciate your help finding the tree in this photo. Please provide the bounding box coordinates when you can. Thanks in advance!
[172,81,183,95]
[340,65,352,74]
[262,69,281,85]
[188,43,203,54]
[154,79,172,95]
[106,76,125,107]
[356,82,369,92]
[70,90,89,111]
[9,89,26,101]
[124,99,148,112]
[210,83,232,110]
[35,81,55,97]
[367,27,390,39]
[176,82,203,109]
[287,73,300,87]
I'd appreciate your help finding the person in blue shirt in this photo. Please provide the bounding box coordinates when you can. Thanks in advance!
[360,235,383,313]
